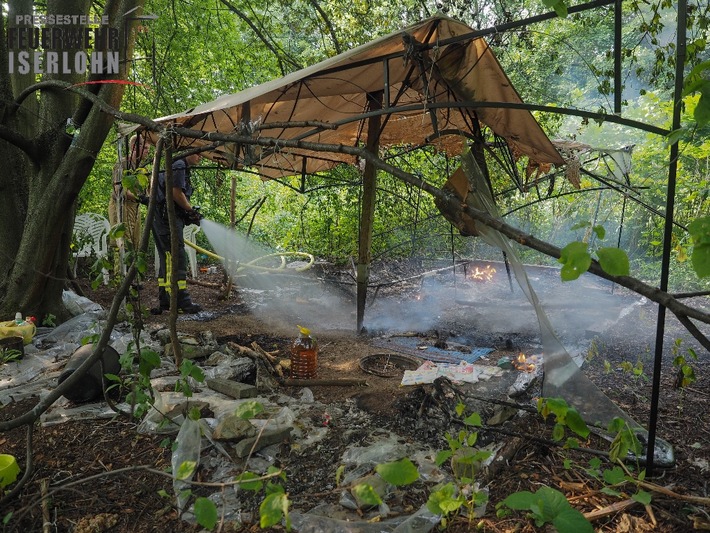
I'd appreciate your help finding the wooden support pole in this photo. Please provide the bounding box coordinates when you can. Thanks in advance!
[356,91,383,332]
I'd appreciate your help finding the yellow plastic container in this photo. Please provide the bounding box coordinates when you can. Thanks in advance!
[0,320,36,345]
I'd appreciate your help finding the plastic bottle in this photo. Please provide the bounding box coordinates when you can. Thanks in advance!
[290,325,318,379]
[14,312,23,325]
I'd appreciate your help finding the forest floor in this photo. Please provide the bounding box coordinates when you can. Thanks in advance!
[1,258,710,532]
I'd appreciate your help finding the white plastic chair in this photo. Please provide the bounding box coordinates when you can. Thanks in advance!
[73,213,110,284]
[154,225,202,278]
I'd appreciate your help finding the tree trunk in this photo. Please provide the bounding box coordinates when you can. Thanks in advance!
[0,0,144,321]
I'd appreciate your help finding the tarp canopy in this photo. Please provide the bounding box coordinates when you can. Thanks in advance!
[146,15,564,178]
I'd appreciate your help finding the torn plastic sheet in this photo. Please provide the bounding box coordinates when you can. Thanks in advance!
[400,360,503,385]
[290,503,439,533]
[459,150,674,467]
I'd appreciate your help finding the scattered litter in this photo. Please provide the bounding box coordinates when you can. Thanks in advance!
[400,360,503,385]
[375,336,494,364]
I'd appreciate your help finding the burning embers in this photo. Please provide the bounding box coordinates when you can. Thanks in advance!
[513,352,538,373]
[469,264,496,282]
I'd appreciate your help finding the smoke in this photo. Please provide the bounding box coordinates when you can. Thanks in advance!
[200,219,356,330]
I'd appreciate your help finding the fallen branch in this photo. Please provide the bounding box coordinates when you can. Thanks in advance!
[187,279,222,289]
[227,341,284,389]
[251,341,284,379]
[584,498,640,521]
[637,480,710,507]
[41,479,51,533]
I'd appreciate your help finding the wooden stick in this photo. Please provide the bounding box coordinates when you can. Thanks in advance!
[251,341,283,378]
[41,478,51,533]
[283,378,368,387]
[584,498,639,521]
[187,279,222,289]
[637,480,710,506]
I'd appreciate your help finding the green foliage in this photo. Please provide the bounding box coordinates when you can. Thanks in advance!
[260,483,290,529]
[607,418,642,463]
[537,398,590,441]
[174,359,206,397]
[234,400,264,420]
[375,458,420,486]
[682,61,710,127]
[688,216,710,278]
[497,486,593,533]
[194,497,218,529]
[0,348,22,365]
[558,222,630,281]
[672,339,698,389]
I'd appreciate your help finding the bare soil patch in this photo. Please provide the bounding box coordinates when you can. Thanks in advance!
[2,260,709,532]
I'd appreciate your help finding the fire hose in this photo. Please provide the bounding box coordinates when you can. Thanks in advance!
[184,239,315,273]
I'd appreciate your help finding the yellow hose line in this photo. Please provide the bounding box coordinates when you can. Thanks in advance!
[185,239,315,272]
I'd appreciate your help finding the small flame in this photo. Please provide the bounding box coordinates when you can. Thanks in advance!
[470,264,496,282]
[513,352,536,372]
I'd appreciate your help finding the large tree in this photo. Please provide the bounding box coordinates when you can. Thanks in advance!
[0,0,144,320]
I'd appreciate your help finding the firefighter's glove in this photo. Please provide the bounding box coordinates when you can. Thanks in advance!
[185,206,204,226]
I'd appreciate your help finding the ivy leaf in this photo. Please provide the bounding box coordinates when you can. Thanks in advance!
[194,497,218,529]
[376,458,420,486]
[596,247,630,276]
[592,225,606,240]
[559,241,591,281]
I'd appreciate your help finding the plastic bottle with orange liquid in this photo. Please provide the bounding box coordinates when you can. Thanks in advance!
[290,325,318,379]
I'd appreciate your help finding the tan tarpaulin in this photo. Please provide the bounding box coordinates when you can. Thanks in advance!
[149,15,564,177]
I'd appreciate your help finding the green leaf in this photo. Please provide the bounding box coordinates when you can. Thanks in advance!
[632,490,652,505]
[375,458,420,486]
[596,247,630,276]
[139,348,161,376]
[259,492,288,528]
[235,471,263,491]
[552,423,565,441]
[427,483,464,516]
[602,466,626,485]
[352,483,382,506]
[463,412,482,427]
[691,244,710,278]
[435,450,452,466]
[501,490,536,510]
[695,85,710,127]
[194,497,218,529]
[565,409,590,438]
[570,221,591,231]
[234,401,264,420]
[552,507,594,533]
[592,225,606,240]
[559,241,591,281]
[175,460,197,480]
[688,217,710,245]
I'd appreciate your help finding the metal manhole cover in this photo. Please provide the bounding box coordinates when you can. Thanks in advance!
[359,353,422,378]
